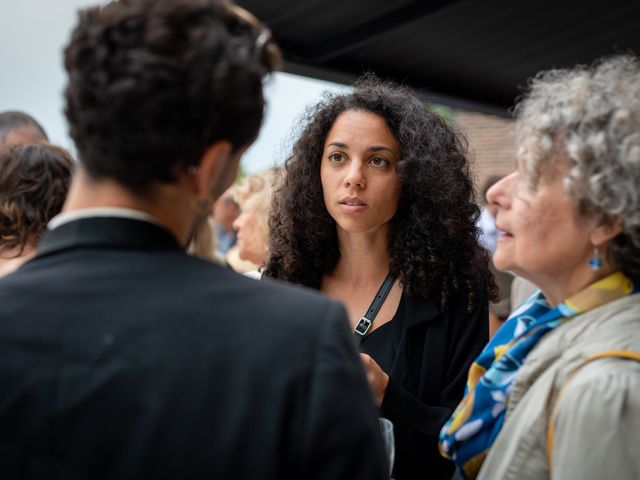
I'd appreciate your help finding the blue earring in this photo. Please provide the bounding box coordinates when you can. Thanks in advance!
[589,246,602,271]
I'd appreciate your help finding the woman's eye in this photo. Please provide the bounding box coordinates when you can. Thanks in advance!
[328,152,344,163]
[370,157,390,167]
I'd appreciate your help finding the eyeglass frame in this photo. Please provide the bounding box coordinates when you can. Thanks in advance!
[226,3,277,67]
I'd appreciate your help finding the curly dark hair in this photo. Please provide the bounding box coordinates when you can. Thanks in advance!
[0,143,74,256]
[64,0,280,193]
[264,78,497,310]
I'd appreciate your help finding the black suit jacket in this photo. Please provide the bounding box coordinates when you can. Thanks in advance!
[0,217,387,480]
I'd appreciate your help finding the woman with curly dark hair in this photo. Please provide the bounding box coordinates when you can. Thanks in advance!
[264,78,495,480]
[0,143,74,276]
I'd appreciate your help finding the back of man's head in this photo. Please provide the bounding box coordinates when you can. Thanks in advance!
[63,0,280,194]
[0,111,48,147]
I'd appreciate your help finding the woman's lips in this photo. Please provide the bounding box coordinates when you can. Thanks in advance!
[339,203,367,213]
[497,228,513,240]
[339,198,367,213]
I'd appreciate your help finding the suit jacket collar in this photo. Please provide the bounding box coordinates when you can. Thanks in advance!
[37,217,182,257]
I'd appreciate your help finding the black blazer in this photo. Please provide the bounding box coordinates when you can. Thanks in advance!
[0,217,387,480]
[364,291,489,480]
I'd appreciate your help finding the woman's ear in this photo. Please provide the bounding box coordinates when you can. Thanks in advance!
[591,215,624,246]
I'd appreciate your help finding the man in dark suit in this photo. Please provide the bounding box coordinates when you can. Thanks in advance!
[0,1,388,478]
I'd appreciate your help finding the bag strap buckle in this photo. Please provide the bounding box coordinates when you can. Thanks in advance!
[354,317,372,337]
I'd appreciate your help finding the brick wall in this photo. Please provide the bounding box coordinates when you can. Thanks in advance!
[454,110,516,200]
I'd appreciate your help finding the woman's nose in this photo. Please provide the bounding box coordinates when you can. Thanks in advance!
[345,161,365,188]
[232,214,245,231]
[486,172,514,209]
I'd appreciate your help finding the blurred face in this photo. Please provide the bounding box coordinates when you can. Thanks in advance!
[212,190,239,230]
[232,209,267,266]
[185,143,244,247]
[320,110,402,238]
[486,153,594,299]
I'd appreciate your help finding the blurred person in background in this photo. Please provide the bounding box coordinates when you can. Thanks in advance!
[0,111,48,147]
[265,77,495,480]
[440,54,640,480]
[211,187,240,254]
[0,143,73,276]
[187,215,225,264]
[226,169,278,277]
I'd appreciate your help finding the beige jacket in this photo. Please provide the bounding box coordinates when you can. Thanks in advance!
[478,294,640,480]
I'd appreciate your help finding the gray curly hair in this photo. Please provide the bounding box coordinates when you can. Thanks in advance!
[514,54,640,280]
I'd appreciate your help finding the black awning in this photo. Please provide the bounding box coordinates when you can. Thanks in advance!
[238,0,640,117]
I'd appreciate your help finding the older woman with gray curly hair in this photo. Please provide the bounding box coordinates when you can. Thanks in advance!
[439,54,640,480]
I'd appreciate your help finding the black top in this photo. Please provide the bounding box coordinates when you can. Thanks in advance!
[0,217,388,480]
[360,297,404,373]
[360,292,489,480]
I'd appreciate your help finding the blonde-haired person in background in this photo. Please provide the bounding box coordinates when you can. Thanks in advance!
[226,169,279,278]
[187,216,226,264]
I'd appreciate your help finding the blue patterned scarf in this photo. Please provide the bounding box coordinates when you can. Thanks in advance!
[438,272,638,479]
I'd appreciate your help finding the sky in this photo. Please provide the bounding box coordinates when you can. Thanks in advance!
[0,0,351,175]
[240,74,351,174]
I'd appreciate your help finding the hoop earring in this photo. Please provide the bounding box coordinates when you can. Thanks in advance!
[589,246,602,271]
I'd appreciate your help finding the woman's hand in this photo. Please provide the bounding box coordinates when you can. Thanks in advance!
[360,353,389,406]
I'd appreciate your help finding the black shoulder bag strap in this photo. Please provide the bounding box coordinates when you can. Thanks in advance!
[353,273,396,343]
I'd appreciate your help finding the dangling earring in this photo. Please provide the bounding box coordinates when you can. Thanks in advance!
[589,246,603,271]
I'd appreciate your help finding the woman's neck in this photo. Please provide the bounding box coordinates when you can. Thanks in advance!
[533,263,617,308]
[331,228,391,287]
[322,227,402,330]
